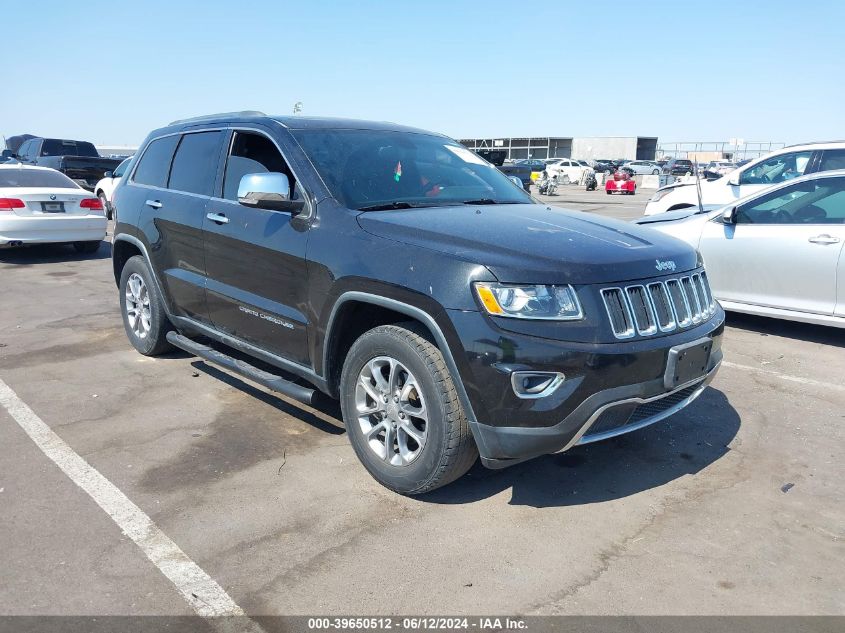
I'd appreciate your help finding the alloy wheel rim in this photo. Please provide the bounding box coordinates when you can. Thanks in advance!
[125,273,151,339]
[355,356,428,466]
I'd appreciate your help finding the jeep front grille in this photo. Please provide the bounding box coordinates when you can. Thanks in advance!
[601,272,715,339]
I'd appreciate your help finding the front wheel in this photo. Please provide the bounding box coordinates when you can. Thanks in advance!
[340,324,478,495]
[561,174,571,185]
[652,169,660,175]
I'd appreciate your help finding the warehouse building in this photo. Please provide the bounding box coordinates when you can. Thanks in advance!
[458,136,659,161]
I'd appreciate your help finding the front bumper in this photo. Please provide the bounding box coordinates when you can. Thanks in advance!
[446,307,725,468]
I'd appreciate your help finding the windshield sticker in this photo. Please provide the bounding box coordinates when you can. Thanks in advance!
[394,161,402,182]
[445,145,487,165]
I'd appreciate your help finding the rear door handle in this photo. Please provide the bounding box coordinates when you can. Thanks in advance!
[808,234,840,245]
[145,199,162,209]
[206,212,229,225]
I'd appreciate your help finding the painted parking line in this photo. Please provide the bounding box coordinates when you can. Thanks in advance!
[722,360,845,392]
[0,377,265,633]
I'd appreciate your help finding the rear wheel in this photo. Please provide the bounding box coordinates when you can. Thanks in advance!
[652,169,660,175]
[73,240,101,254]
[340,324,477,495]
[119,255,173,356]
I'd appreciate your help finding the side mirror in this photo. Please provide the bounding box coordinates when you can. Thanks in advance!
[727,172,740,186]
[722,206,737,224]
[508,176,523,188]
[104,171,113,178]
[237,172,305,213]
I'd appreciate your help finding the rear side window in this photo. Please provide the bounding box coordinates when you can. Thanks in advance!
[168,131,224,196]
[132,136,179,188]
[41,139,99,157]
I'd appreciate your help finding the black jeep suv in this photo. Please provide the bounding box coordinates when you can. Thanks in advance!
[111,112,724,495]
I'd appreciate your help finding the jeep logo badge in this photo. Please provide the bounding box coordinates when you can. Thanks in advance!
[655,259,676,272]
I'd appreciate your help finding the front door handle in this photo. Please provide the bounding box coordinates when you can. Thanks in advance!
[808,234,840,245]
[145,199,162,209]
[206,212,229,225]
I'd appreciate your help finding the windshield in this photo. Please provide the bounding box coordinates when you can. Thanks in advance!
[0,168,81,188]
[291,129,532,210]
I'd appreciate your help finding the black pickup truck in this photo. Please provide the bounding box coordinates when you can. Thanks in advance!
[111,112,724,495]
[13,137,122,191]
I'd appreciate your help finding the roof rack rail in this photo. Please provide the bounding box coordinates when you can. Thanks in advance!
[168,111,267,126]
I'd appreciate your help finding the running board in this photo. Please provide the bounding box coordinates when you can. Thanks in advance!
[166,331,316,405]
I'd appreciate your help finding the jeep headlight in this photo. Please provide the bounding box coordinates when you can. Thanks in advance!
[474,283,583,320]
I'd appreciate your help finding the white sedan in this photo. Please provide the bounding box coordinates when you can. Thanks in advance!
[636,170,845,328]
[93,157,131,220]
[0,165,107,253]
[622,160,662,175]
[545,158,593,184]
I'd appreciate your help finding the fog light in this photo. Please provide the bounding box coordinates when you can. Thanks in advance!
[511,371,565,399]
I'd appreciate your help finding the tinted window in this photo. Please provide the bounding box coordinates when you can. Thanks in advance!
[40,139,99,157]
[736,177,845,225]
[739,151,812,185]
[17,141,31,159]
[168,131,223,196]
[132,135,179,188]
[291,129,532,210]
[222,131,299,201]
[113,158,131,178]
[818,149,845,171]
[0,168,81,188]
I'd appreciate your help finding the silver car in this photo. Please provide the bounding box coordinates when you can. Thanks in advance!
[623,161,662,175]
[635,170,845,328]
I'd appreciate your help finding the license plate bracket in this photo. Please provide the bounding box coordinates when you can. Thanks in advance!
[664,337,712,389]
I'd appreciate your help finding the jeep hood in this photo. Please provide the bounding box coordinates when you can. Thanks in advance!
[357,204,700,284]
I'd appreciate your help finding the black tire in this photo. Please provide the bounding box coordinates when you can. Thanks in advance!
[652,169,660,175]
[340,323,478,495]
[73,240,101,254]
[97,191,111,220]
[118,255,174,356]
[606,190,612,195]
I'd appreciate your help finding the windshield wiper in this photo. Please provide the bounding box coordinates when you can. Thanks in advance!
[461,198,501,205]
[357,201,440,211]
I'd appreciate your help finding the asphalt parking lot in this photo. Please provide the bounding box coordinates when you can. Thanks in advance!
[1,187,843,620]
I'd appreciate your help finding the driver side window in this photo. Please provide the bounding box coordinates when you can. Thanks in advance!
[736,177,845,225]
[222,131,301,202]
[738,151,812,185]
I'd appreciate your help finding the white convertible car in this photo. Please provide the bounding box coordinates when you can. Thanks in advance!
[637,170,845,328]
[0,164,107,253]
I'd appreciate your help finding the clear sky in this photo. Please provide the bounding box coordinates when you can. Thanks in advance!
[2,0,843,147]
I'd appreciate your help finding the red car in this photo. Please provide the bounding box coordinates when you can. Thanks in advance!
[605,170,636,195]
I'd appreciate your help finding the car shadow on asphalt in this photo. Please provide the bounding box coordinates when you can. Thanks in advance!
[190,360,345,437]
[0,241,111,264]
[164,340,739,506]
[423,387,740,508]
[725,312,845,349]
